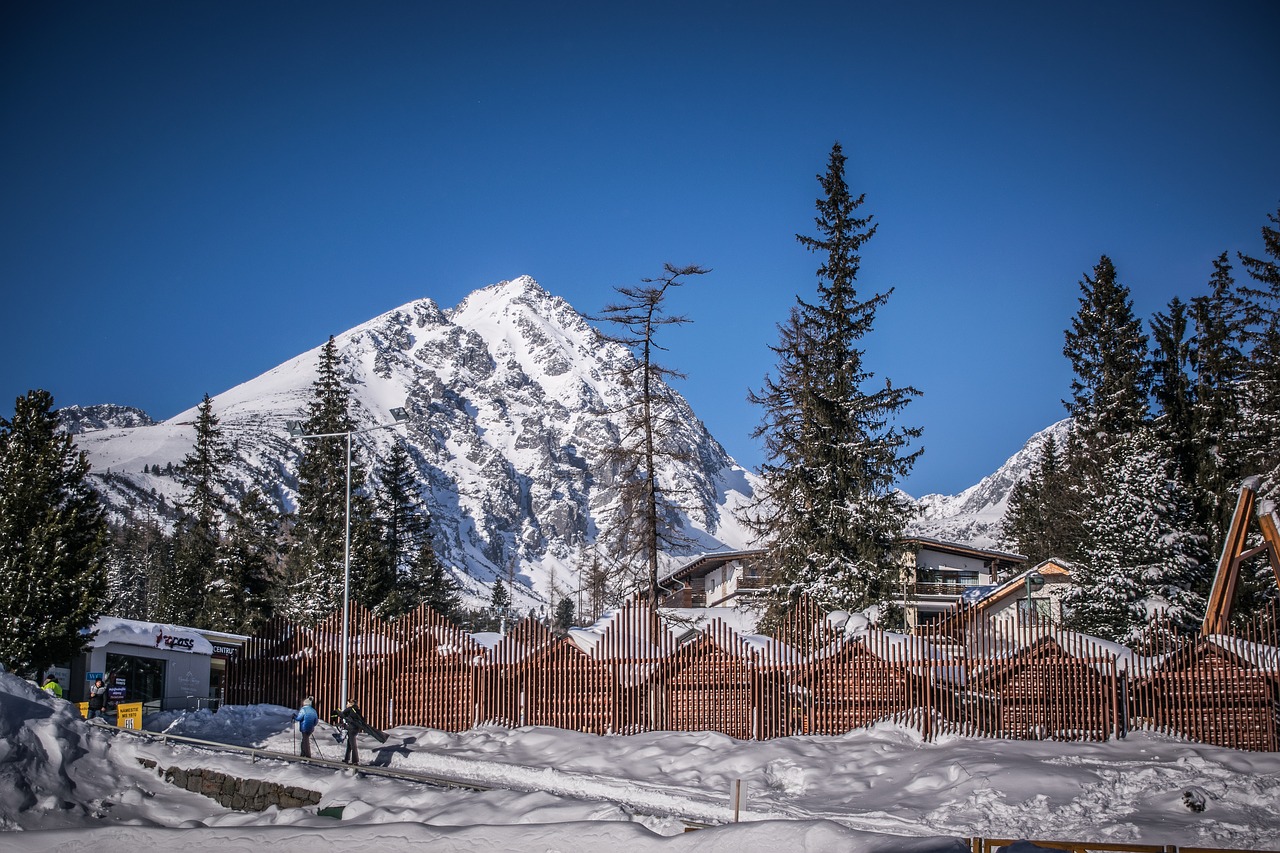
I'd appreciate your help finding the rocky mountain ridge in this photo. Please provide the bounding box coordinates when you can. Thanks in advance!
[69,277,756,608]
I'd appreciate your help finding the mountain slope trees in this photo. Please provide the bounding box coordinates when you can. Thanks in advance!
[1004,206,1280,631]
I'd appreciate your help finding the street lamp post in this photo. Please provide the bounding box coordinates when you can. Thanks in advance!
[1023,571,1045,626]
[288,407,409,708]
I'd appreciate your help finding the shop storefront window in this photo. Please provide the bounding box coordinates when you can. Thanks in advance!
[105,653,165,709]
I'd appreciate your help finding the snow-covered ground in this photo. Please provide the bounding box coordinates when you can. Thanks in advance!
[2,673,1278,851]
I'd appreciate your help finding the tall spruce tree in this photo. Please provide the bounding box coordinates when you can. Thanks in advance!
[207,489,282,633]
[1064,428,1208,642]
[1236,206,1280,507]
[593,263,709,609]
[745,142,921,622]
[1050,255,1153,567]
[284,336,376,623]
[165,393,234,626]
[1150,297,1195,485]
[180,394,232,528]
[1188,253,1249,547]
[369,442,444,618]
[1063,255,1151,450]
[0,390,108,676]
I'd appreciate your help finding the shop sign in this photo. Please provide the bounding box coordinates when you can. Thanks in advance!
[154,630,198,652]
[116,702,143,729]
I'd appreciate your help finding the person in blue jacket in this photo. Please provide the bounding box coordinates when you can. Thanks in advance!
[293,696,319,758]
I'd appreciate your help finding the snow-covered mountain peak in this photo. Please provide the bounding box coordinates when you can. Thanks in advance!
[74,278,754,609]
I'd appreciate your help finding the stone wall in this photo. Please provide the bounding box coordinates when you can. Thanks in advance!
[137,758,322,812]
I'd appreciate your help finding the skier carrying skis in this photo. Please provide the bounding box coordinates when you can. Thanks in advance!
[292,696,319,758]
[337,700,365,766]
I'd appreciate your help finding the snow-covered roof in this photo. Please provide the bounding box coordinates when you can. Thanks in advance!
[86,617,215,656]
[565,607,678,660]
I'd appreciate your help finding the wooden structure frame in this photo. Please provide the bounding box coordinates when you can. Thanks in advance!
[1202,477,1280,635]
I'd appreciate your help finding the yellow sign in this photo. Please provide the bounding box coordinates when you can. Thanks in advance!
[116,702,143,729]
[77,702,88,718]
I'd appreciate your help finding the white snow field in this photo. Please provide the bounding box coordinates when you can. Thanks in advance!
[2,673,1277,852]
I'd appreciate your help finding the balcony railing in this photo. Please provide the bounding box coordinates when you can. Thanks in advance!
[910,581,981,597]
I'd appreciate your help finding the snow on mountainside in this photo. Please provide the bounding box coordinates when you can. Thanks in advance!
[905,419,1072,551]
[71,277,756,609]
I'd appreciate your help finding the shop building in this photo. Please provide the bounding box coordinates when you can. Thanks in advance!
[69,617,248,712]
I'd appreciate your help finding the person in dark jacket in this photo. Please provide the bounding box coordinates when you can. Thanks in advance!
[337,700,364,765]
[292,696,319,757]
[87,678,107,720]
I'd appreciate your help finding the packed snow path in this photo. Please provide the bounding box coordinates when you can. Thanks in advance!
[137,703,1280,847]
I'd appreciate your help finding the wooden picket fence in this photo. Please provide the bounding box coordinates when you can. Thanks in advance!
[224,597,1280,751]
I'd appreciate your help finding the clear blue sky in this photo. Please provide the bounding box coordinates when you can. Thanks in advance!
[3,2,1277,497]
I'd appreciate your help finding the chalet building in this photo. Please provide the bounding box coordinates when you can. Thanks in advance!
[899,537,1026,631]
[656,549,768,608]
[918,559,1075,644]
[657,540,1035,629]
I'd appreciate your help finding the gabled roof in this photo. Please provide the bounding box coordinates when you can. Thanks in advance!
[657,548,767,589]
[901,536,1027,565]
[1143,633,1280,678]
[967,632,1121,687]
[968,559,1074,611]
